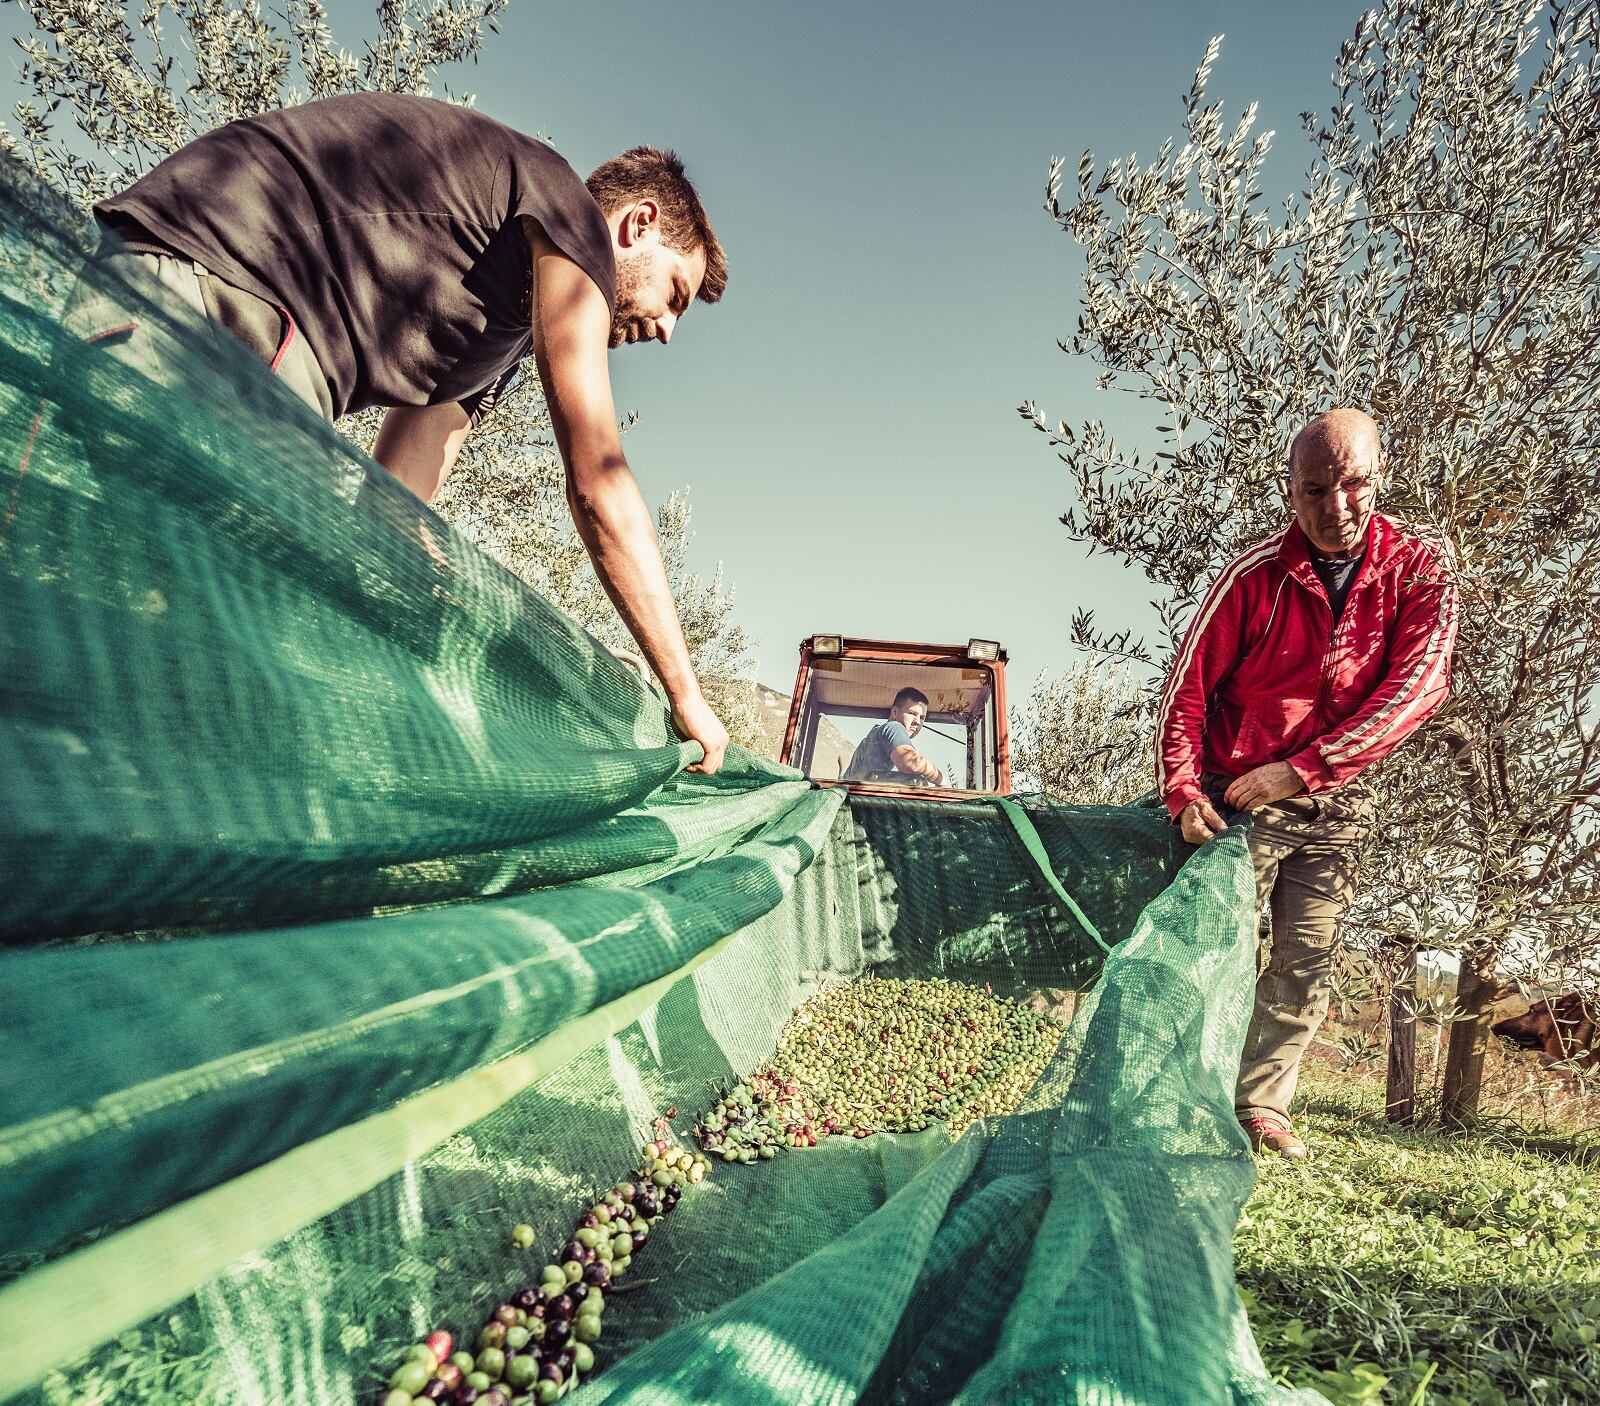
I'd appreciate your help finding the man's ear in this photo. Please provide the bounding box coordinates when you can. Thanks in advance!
[618,200,661,248]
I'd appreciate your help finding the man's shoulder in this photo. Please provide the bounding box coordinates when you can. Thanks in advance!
[1203,529,1289,600]
[1369,513,1455,577]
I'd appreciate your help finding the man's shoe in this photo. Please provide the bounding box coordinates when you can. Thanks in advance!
[1240,1114,1306,1160]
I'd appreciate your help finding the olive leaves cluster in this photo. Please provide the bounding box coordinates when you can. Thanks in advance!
[436,431,766,750]
[1010,661,1153,806]
[1026,0,1600,1118]
[2,0,510,213]
[3,0,765,750]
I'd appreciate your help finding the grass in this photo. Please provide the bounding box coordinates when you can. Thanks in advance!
[1239,1058,1600,1405]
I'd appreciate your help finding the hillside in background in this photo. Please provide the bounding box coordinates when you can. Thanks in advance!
[751,683,854,777]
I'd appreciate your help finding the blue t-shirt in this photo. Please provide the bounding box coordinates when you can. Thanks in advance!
[845,720,914,781]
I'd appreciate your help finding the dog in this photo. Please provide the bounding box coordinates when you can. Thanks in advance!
[1492,993,1599,1072]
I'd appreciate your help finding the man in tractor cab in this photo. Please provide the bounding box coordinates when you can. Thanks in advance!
[844,687,948,787]
[1157,408,1459,1160]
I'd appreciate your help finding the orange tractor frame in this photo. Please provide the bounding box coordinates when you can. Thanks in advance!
[778,635,1011,799]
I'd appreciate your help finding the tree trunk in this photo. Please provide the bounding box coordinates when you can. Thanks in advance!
[1386,943,1417,1125]
[1440,961,1498,1128]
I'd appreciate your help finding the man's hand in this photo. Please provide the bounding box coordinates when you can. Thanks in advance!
[1224,761,1305,812]
[672,693,729,775]
[1179,796,1228,846]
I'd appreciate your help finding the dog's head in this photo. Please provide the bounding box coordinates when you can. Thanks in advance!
[1493,994,1599,1065]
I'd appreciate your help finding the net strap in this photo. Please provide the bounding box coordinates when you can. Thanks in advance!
[993,798,1110,953]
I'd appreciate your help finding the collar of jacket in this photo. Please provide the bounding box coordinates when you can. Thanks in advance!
[1276,512,1401,599]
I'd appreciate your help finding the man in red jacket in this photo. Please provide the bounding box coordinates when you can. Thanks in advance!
[1157,409,1458,1158]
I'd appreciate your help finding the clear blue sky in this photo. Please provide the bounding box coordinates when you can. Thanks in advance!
[465,0,1369,697]
[6,0,1374,697]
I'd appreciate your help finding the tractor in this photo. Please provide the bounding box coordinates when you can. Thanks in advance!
[779,635,1010,798]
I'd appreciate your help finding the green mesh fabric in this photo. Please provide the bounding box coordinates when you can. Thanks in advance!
[0,161,1323,1405]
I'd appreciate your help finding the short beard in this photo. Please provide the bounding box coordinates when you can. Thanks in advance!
[609,255,646,347]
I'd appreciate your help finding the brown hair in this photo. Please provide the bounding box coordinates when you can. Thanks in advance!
[586,147,727,304]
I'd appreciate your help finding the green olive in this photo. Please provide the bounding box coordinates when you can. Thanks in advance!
[505,1326,530,1352]
[467,1371,492,1392]
[574,1315,602,1343]
[505,1355,538,1391]
[389,1362,429,1395]
[572,1342,596,1373]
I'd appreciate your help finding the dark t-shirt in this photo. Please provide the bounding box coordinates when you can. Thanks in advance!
[845,720,914,781]
[1310,548,1367,626]
[95,94,616,422]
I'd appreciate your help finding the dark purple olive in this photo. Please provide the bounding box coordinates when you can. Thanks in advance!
[539,1363,565,1386]
[544,1320,571,1348]
[493,1304,518,1327]
[550,1293,575,1321]
[568,1282,589,1305]
[512,1288,538,1312]
[561,1241,584,1264]
[526,1301,546,1319]
[617,1204,636,1222]
[454,1390,479,1406]
[632,1231,649,1251]
[480,1393,509,1406]
[636,1194,659,1218]
[579,1213,598,1230]
[558,1349,576,1372]
[583,1263,610,1288]
[420,1382,449,1403]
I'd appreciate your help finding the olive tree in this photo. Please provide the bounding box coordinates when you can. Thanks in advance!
[1025,0,1600,1123]
[1010,660,1153,806]
[436,433,765,749]
[3,0,764,748]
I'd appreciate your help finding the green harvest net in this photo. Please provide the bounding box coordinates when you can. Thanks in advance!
[0,158,1324,1406]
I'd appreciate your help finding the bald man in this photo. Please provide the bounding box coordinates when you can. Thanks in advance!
[1157,410,1459,1158]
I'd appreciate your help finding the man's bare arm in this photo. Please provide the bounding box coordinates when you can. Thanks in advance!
[373,402,473,503]
[890,743,944,785]
[529,231,727,774]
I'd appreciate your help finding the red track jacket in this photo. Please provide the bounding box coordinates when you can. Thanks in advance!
[1157,513,1459,820]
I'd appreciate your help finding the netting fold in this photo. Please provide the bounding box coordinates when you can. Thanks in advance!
[0,158,1323,1406]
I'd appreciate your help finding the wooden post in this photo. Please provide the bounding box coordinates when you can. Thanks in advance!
[1386,942,1417,1125]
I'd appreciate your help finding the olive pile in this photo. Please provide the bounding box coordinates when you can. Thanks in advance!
[696,977,1063,1151]
[377,1138,709,1405]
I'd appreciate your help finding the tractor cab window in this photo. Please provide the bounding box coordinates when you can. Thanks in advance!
[787,654,1001,792]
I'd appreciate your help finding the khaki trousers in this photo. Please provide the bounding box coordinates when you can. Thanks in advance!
[62,250,333,421]
[1205,779,1373,1125]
